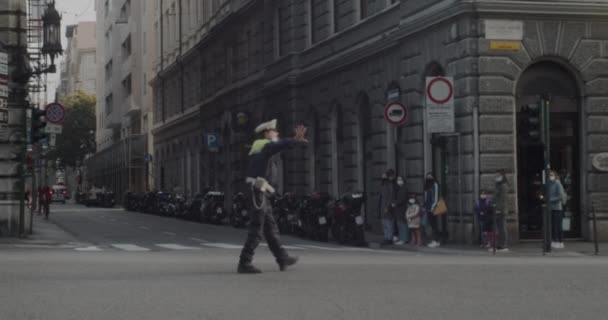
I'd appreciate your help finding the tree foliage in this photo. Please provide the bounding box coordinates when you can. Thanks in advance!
[47,90,96,168]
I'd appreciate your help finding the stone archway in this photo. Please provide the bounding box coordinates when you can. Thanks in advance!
[515,60,583,239]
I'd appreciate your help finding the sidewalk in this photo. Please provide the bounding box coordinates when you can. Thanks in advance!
[366,231,606,257]
[0,213,82,248]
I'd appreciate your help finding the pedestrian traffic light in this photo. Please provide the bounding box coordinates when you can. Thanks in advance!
[521,104,542,144]
[31,107,47,144]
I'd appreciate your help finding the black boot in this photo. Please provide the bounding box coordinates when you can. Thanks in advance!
[237,263,262,274]
[278,256,298,271]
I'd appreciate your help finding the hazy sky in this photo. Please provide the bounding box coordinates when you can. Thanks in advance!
[45,0,96,103]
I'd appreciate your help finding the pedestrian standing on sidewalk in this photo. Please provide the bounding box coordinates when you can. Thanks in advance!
[424,173,441,248]
[237,119,308,274]
[379,169,397,245]
[405,194,423,246]
[549,170,568,249]
[394,176,409,245]
[492,170,510,253]
[475,190,494,248]
[41,185,51,220]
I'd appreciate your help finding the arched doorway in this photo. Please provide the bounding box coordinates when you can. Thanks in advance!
[516,60,582,239]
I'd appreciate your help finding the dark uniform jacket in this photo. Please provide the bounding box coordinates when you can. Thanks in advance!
[246,138,294,182]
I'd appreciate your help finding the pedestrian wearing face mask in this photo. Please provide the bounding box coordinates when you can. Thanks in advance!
[424,173,441,248]
[475,190,494,248]
[393,176,409,245]
[405,194,423,246]
[548,170,567,249]
[379,169,397,245]
[492,169,510,253]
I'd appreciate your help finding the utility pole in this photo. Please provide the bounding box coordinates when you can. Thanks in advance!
[542,95,552,254]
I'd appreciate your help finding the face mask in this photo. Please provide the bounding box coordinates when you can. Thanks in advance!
[480,195,487,200]
[549,176,556,181]
[268,131,279,142]
[408,199,416,204]
[495,176,503,182]
[396,178,404,186]
[271,136,279,142]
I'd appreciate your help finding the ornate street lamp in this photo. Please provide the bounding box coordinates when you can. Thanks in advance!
[40,0,63,73]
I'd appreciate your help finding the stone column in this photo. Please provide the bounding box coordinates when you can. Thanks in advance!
[0,0,28,237]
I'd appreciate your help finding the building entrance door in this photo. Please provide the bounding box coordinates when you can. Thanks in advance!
[517,110,580,239]
[515,61,582,240]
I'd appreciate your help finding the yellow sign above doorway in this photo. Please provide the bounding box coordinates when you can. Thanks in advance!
[489,40,521,51]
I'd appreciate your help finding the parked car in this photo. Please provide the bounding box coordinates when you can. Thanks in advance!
[51,185,68,204]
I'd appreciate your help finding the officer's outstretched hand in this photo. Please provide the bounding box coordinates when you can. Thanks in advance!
[293,125,309,143]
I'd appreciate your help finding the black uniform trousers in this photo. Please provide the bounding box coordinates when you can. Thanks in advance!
[239,189,288,265]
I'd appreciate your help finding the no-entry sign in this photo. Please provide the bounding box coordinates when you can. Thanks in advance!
[426,77,455,133]
[384,102,408,126]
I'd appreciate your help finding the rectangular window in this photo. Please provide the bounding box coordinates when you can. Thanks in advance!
[360,0,369,20]
[332,0,339,33]
[274,8,281,58]
[307,0,314,46]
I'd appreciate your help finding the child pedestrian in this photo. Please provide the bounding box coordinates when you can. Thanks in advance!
[405,194,422,246]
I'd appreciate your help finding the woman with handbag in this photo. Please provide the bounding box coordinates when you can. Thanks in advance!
[424,173,444,248]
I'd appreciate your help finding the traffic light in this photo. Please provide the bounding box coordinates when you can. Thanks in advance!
[31,107,47,144]
[520,104,542,144]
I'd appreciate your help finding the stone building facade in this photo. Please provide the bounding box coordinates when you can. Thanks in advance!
[152,0,608,242]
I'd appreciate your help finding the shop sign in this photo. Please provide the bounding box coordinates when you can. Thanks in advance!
[485,20,524,40]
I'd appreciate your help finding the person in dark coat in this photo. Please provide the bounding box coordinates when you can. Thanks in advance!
[394,176,409,245]
[379,169,397,245]
[475,190,494,248]
[424,173,441,248]
[238,119,308,274]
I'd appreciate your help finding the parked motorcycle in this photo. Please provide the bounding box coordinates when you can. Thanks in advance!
[200,191,226,224]
[229,192,250,228]
[330,192,366,246]
[272,193,300,235]
[300,192,332,242]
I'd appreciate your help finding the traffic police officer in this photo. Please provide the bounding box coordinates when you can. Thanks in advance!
[237,119,308,274]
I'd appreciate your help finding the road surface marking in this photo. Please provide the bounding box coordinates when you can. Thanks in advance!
[75,246,104,252]
[111,244,151,252]
[54,208,124,213]
[201,243,243,249]
[155,244,201,250]
[259,243,306,250]
[163,231,176,236]
[139,226,150,230]
[190,237,207,243]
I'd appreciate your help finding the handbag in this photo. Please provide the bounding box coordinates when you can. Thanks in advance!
[433,197,448,216]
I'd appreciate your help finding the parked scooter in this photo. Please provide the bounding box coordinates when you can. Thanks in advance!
[301,192,332,242]
[330,192,366,246]
[229,192,249,228]
[200,191,226,224]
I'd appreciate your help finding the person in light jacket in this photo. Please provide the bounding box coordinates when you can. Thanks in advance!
[548,170,567,249]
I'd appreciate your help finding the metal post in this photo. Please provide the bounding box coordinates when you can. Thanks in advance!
[542,96,552,254]
[29,153,36,234]
[591,202,599,255]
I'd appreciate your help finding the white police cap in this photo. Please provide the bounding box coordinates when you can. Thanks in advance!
[254,119,277,134]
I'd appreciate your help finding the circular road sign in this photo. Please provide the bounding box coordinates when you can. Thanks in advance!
[384,101,408,126]
[45,102,65,124]
[426,77,454,105]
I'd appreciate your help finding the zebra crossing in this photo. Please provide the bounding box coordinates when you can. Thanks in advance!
[69,242,394,253]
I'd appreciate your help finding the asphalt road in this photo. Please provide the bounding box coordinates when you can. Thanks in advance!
[1,204,607,320]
